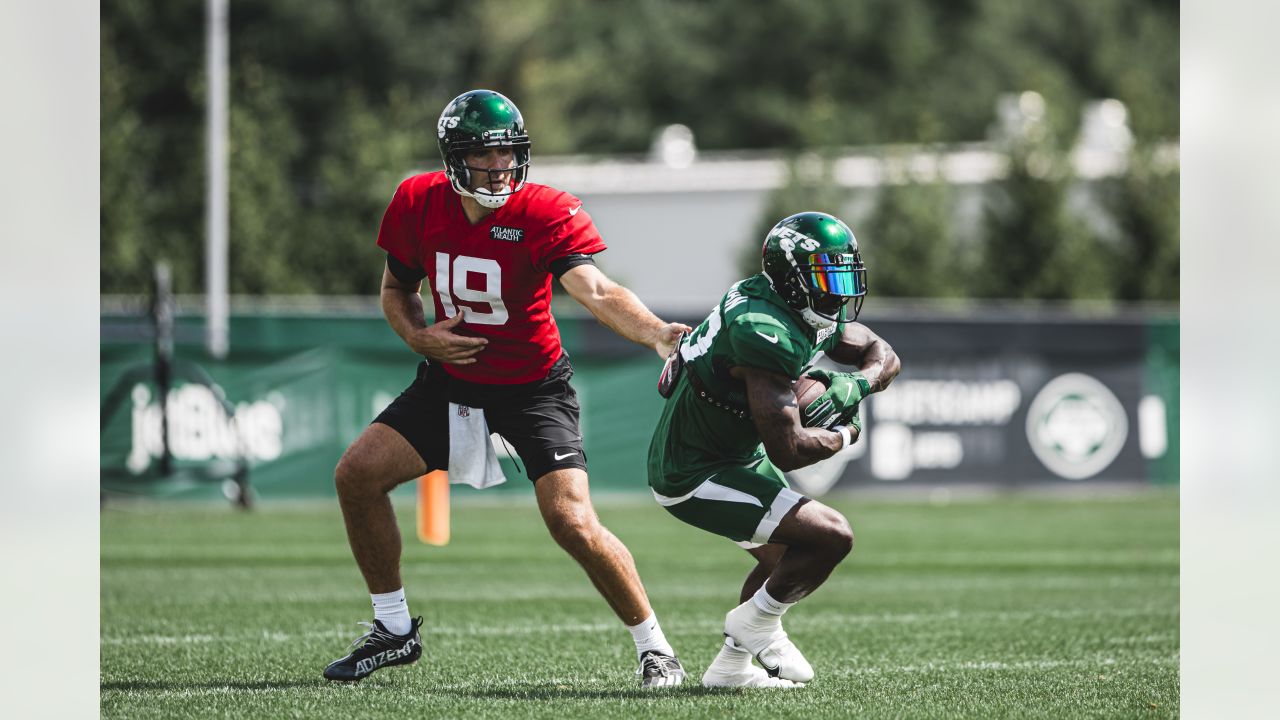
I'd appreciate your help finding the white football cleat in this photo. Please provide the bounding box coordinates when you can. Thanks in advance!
[636,650,686,688]
[723,600,815,683]
[702,646,804,688]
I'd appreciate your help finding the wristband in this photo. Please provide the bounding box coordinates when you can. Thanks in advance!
[831,424,852,449]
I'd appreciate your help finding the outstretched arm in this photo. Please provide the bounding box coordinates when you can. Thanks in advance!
[730,365,853,472]
[560,263,693,358]
[825,322,902,393]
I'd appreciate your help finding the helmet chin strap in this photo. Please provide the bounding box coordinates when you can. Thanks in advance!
[448,170,513,208]
[763,271,837,330]
[800,307,837,330]
[464,186,510,209]
[466,166,513,208]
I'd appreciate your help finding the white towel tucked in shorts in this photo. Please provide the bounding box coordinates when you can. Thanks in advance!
[446,403,508,489]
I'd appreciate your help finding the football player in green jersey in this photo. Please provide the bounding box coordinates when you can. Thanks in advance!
[647,211,901,688]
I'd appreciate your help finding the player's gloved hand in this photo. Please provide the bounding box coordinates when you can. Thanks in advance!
[836,404,864,432]
[802,369,873,429]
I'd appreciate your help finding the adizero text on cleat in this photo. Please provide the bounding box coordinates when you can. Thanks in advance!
[637,650,686,689]
[323,616,423,682]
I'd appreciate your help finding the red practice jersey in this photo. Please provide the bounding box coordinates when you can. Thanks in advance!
[376,171,606,384]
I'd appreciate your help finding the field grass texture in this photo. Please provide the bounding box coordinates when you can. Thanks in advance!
[102,491,1179,719]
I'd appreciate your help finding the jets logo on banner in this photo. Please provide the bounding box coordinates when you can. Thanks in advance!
[1025,373,1128,480]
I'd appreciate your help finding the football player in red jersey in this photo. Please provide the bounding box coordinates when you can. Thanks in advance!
[322,90,692,688]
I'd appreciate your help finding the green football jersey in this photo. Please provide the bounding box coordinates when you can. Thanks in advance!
[647,273,843,495]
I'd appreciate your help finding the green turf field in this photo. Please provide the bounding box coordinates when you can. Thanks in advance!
[101,491,1178,719]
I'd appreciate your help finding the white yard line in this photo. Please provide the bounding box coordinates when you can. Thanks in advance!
[102,606,1176,647]
[101,546,1180,565]
[103,575,1180,609]
[101,655,1179,699]
[796,605,1178,626]
[838,655,1180,676]
[102,623,622,646]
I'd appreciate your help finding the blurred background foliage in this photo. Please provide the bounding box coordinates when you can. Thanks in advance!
[101,0,1178,301]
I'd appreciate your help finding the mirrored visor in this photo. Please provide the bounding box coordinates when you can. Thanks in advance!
[804,253,866,297]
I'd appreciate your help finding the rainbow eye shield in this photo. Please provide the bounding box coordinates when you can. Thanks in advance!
[804,253,866,296]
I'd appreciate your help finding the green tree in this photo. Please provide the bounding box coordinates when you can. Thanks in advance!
[859,162,962,298]
[226,59,304,294]
[301,86,431,295]
[100,0,1180,297]
[739,156,853,279]
[101,27,154,294]
[977,144,1117,300]
[1099,147,1179,301]
[101,0,207,295]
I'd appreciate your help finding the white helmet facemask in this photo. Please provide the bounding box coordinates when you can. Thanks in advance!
[763,271,837,330]
[450,167,515,209]
[462,184,511,209]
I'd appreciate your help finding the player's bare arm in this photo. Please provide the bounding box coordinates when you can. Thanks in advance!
[825,322,901,393]
[560,264,692,358]
[380,264,488,365]
[731,364,850,472]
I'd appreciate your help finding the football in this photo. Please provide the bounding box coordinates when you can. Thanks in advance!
[793,372,829,424]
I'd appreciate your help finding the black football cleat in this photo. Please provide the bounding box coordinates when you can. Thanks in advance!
[323,616,423,682]
[636,649,686,688]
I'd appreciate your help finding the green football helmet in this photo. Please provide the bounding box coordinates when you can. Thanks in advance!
[436,89,531,208]
[761,211,868,328]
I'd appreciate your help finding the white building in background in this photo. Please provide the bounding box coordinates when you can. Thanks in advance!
[106,95,1174,319]
[525,94,1177,315]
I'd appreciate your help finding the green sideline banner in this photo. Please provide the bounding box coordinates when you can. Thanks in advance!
[101,310,1178,500]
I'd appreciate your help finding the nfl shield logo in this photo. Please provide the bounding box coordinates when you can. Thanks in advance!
[457,405,470,418]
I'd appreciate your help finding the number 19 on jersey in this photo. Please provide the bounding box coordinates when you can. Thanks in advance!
[434,252,509,326]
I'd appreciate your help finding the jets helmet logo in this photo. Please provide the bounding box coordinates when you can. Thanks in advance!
[437,115,460,139]
[772,226,818,252]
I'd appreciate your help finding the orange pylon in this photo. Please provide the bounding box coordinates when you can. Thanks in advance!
[417,470,449,546]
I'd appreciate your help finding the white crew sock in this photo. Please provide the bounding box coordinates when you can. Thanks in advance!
[371,588,412,636]
[712,636,753,672]
[752,585,795,617]
[626,612,676,657]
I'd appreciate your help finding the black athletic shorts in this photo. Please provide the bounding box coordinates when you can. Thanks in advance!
[373,354,587,482]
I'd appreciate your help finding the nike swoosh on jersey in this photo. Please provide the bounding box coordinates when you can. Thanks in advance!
[755,331,779,344]
[553,451,579,461]
[569,205,583,216]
